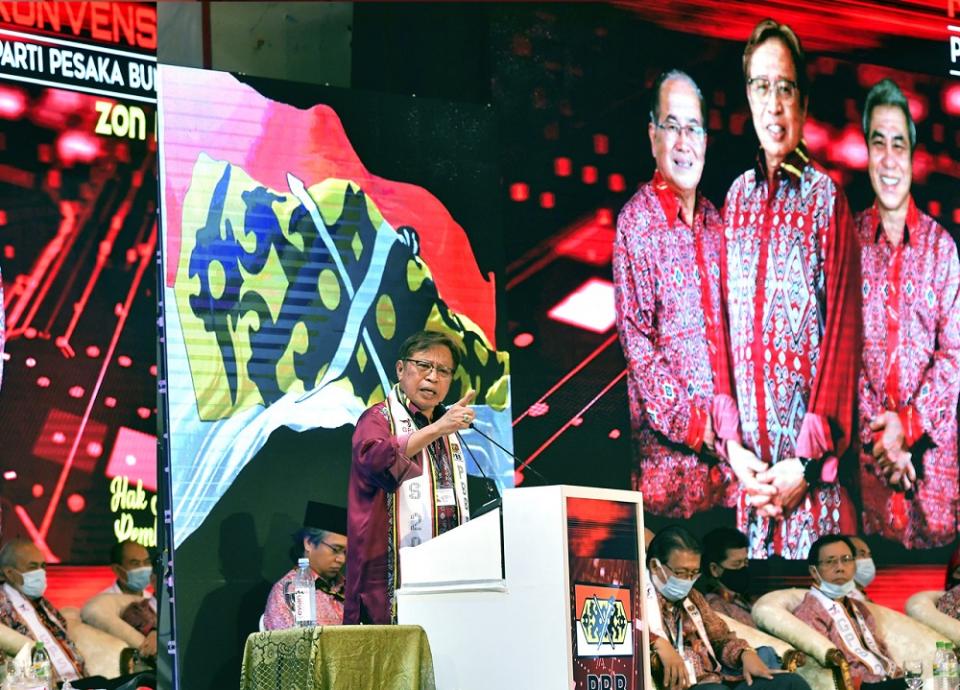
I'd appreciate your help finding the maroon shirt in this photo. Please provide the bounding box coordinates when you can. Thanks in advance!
[344,397,460,624]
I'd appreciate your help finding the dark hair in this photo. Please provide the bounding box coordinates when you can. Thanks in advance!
[398,330,460,371]
[862,78,916,152]
[702,528,748,569]
[647,525,701,566]
[110,540,148,566]
[807,534,856,568]
[289,527,330,563]
[742,19,808,105]
[649,69,707,127]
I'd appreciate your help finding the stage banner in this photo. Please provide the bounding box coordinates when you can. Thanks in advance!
[0,1,157,564]
[567,496,649,690]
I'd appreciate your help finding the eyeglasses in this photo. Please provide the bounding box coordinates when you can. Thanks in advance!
[747,77,799,104]
[818,555,855,569]
[656,120,705,141]
[320,541,347,557]
[665,563,701,580]
[404,358,454,379]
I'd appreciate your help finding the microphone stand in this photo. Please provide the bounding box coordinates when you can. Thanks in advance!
[469,424,550,485]
[455,429,502,518]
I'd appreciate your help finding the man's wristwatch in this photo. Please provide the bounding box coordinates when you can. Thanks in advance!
[799,456,821,486]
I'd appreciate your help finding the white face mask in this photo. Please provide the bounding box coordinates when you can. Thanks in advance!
[814,568,856,599]
[854,558,876,587]
[651,559,698,602]
[124,566,152,592]
[18,568,47,599]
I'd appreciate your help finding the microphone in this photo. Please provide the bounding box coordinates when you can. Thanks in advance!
[468,423,549,485]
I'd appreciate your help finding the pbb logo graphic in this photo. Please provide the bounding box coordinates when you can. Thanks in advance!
[574,584,633,657]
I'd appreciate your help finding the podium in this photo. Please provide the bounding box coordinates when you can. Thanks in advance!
[397,485,651,690]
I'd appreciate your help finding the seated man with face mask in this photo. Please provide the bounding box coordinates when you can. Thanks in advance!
[848,536,876,602]
[794,535,903,690]
[102,541,156,606]
[0,540,156,689]
[696,528,755,627]
[97,540,157,660]
[0,539,87,683]
[646,526,809,690]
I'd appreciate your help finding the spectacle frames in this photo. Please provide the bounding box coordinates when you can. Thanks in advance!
[320,541,347,557]
[404,358,454,379]
[656,120,705,141]
[747,77,799,104]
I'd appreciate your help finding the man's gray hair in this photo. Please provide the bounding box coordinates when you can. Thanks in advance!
[862,78,916,152]
[649,69,707,127]
[290,527,331,562]
[0,540,29,570]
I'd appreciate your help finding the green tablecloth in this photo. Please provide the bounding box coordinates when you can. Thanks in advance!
[240,625,436,690]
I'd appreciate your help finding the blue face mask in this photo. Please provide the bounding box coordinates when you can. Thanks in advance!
[19,568,47,599]
[124,566,152,592]
[815,569,856,599]
[854,558,876,587]
[652,559,698,602]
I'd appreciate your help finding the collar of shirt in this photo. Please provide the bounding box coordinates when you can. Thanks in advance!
[754,140,811,184]
[651,170,698,228]
[870,195,919,247]
[316,572,346,600]
[395,387,434,427]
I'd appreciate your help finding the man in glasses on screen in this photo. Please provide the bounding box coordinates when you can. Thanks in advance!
[855,78,960,552]
[722,19,861,559]
[613,69,746,520]
[344,329,475,624]
[794,536,904,690]
[262,501,348,629]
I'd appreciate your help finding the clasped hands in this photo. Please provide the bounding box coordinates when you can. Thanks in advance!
[869,410,915,491]
[726,441,806,519]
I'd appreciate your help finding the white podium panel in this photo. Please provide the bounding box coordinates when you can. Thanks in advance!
[397,485,650,690]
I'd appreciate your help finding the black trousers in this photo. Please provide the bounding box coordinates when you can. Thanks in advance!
[861,679,907,690]
[694,672,812,690]
[62,671,156,690]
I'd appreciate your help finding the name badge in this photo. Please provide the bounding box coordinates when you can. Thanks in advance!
[436,488,456,506]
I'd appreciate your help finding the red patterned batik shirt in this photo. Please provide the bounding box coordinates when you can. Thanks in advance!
[613,172,739,518]
[857,198,960,549]
[723,145,861,558]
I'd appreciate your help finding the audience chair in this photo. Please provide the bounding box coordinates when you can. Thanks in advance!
[62,605,132,679]
[717,611,806,672]
[81,593,148,649]
[753,588,941,690]
[905,591,960,645]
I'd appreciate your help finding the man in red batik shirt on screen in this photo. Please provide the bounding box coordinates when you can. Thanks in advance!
[856,78,960,550]
[614,69,752,519]
[722,19,862,559]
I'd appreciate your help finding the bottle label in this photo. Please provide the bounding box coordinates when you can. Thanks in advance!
[294,588,312,623]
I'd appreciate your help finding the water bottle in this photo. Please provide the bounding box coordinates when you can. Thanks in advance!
[945,641,959,690]
[30,642,51,689]
[935,641,948,690]
[293,558,316,627]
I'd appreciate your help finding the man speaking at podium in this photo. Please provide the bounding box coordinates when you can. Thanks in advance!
[344,330,476,624]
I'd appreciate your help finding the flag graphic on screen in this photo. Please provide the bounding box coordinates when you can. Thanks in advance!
[176,158,509,420]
